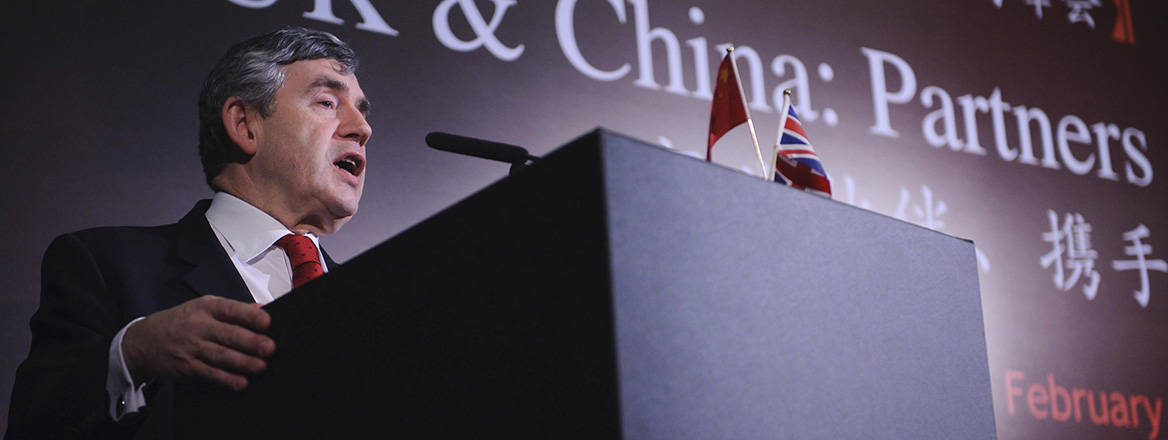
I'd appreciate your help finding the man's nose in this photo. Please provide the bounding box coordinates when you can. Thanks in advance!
[338,104,372,146]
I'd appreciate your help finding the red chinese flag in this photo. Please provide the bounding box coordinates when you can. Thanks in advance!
[707,53,748,161]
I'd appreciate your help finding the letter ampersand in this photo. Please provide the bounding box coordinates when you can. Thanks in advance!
[433,0,525,61]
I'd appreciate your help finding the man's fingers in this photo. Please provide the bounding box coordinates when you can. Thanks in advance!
[129,297,275,387]
[196,340,267,374]
[189,358,249,391]
[201,295,271,331]
[206,321,275,358]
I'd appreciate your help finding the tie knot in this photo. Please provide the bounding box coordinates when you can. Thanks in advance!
[275,234,323,288]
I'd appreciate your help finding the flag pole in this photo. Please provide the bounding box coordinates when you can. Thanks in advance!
[726,46,768,177]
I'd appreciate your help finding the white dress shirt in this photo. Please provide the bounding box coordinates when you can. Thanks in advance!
[107,192,328,420]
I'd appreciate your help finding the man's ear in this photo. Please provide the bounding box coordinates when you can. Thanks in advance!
[222,97,259,156]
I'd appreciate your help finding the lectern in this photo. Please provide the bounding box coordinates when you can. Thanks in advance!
[178,129,996,439]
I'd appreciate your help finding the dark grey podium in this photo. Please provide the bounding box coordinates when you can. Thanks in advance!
[178,129,996,439]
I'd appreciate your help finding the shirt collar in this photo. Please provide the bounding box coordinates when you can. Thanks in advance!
[205,192,321,263]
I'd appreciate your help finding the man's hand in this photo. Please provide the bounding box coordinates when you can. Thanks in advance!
[122,295,275,391]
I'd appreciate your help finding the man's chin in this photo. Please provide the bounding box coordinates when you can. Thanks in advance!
[324,200,359,229]
[309,189,360,234]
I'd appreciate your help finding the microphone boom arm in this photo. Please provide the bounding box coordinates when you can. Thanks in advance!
[425,132,539,175]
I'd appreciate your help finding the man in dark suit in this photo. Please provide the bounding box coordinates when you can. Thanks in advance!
[6,27,372,438]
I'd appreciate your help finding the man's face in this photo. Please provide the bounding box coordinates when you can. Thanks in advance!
[248,58,371,233]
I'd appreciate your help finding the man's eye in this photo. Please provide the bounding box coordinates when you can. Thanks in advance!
[318,100,335,108]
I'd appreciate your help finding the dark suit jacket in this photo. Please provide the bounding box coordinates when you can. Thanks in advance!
[6,199,334,439]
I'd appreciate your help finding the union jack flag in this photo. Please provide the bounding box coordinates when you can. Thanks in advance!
[771,90,831,197]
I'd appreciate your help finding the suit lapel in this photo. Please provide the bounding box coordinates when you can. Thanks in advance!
[174,200,254,304]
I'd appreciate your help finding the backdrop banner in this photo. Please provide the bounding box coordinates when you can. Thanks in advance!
[2,2,1165,438]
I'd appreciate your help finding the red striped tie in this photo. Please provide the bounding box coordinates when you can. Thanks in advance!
[276,234,324,288]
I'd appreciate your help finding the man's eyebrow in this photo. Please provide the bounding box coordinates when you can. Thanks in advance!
[307,76,371,116]
[307,77,349,93]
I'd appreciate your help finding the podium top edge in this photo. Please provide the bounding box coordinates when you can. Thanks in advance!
[545,128,976,247]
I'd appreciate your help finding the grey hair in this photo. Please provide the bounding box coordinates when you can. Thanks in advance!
[197,27,359,189]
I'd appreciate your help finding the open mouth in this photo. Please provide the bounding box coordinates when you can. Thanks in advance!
[333,153,365,177]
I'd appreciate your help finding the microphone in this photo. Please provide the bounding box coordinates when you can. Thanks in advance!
[425,132,539,174]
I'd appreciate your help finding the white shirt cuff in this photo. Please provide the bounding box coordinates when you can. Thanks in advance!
[107,317,149,421]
